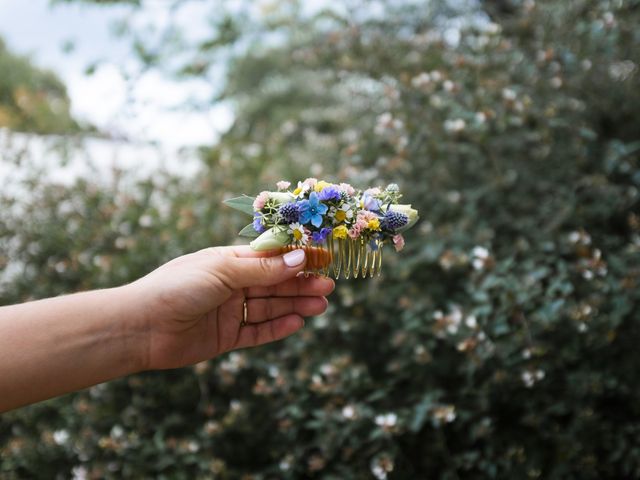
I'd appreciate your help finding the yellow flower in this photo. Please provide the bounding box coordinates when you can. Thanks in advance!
[335,210,347,222]
[314,180,332,192]
[367,218,381,231]
[293,186,303,196]
[333,225,348,239]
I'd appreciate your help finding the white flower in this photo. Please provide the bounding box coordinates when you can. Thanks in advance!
[465,315,477,328]
[375,412,398,429]
[472,246,489,259]
[444,118,466,133]
[53,429,70,445]
[432,405,456,424]
[411,72,431,89]
[287,223,309,245]
[293,181,311,198]
[342,405,356,419]
[502,88,517,101]
[329,204,354,224]
[370,454,394,480]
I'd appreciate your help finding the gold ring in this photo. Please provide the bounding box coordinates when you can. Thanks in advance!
[241,299,248,326]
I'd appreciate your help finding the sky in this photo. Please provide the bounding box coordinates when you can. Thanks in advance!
[0,0,234,147]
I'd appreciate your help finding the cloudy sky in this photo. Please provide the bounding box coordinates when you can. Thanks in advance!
[0,0,233,146]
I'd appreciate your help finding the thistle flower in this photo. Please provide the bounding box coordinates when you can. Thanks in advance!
[388,204,419,230]
[278,202,300,223]
[381,210,408,231]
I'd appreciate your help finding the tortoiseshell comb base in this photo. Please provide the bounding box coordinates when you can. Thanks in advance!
[280,234,384,279]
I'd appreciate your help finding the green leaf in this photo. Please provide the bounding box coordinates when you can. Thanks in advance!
[238,223,260,238]
[223,195,255,216]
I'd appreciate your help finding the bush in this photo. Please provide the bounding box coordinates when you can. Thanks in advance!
[1,0,639,478]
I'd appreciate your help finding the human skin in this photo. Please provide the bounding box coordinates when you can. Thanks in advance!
[0,246,334,412]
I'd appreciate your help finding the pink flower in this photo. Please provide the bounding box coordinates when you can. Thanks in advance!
[339,183,355,196]
[302,177,318,189]
[348,225,362,239]
[253,191,270,210]
[276,181,291,191]
[393,234,405,252]
[356,210,377,225]
[364,187,382,196]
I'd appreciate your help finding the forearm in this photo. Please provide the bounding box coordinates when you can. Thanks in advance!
[0,286,145,412]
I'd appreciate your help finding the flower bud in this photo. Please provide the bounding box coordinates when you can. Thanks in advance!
[250,227,290,251]
[268,192,295,204]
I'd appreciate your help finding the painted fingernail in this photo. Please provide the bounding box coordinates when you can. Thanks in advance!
[283,249,306,267]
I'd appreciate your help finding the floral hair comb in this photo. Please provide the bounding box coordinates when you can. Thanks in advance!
[223,179,419,279]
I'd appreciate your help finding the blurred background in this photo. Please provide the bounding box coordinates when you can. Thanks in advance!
[1,0,639,478]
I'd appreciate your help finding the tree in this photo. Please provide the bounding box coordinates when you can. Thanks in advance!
[1,0,639,478]
[0,36,80,134]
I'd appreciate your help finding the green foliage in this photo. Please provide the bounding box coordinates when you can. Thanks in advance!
[2,0,640,478]
[0,37,81,134]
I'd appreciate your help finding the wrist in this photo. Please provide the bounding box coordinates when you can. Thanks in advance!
[107,284,150,374]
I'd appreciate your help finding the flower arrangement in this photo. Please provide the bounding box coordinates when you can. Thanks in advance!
[223,178,419,278]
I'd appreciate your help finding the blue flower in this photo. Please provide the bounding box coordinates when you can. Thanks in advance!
[252,213,266,233]
[312,227,333,243]
[298,192,328,227]
[318,185,341,202]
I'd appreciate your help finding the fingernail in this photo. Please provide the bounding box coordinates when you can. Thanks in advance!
[283,249,306,267]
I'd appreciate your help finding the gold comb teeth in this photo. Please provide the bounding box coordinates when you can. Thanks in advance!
[224,179,419,280]
[281,235,384,279]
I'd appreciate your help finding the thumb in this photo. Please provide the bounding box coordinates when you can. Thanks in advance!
[215,249,307,290]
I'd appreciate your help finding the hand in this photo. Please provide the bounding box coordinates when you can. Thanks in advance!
[127,246,334,370]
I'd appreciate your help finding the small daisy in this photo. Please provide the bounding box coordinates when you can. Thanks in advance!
[292,181,311,198]
[329,203,354,224]
[287,222,309,245]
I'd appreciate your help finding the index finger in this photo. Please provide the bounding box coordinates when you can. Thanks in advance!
[218,245,282,259]
[244,275,335,298]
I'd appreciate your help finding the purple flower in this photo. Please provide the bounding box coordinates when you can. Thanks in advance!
[318,185,341,202]
[253,213,266,233]
[381,210,408,231]
[278,202,300,223]
[298,192,328,228]
[362,193,381,211]
[312,227,333,243]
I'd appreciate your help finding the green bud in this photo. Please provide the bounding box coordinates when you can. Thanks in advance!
[249,226,290,251]
[268,192,295,204]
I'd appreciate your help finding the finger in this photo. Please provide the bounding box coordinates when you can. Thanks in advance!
[246,296,328,323]
[212,249,307,290]
[245,275,335,298]
[219,245,283,259]
[234,314,304,350]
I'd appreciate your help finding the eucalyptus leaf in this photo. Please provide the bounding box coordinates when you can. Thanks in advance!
[223,195,255,216]
[238,223,260,238]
